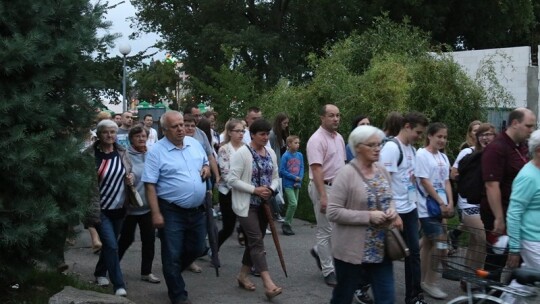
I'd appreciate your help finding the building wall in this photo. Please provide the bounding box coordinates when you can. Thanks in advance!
[448,46,532,108]
[447,46,538,129]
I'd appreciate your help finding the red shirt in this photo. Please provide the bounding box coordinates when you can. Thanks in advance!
[480,132,528,221]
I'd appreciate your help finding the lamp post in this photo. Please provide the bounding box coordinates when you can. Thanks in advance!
[119,43,131,113]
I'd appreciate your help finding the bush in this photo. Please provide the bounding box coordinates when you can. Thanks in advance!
[260,17,488,222]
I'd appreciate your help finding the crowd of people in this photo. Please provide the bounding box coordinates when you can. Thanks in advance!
[79,103,540,304]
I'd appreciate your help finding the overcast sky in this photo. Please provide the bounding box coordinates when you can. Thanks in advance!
[103,0,165,60]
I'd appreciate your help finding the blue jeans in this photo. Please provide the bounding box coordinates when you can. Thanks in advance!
[158,200,207,304]
[400,209,423,302]
[94,212,125,291]
[331,258,394,304]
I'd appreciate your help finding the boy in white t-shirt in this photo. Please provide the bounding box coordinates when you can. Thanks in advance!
[379,112,429,304]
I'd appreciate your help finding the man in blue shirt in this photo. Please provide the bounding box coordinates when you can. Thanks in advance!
[143,111,210,304]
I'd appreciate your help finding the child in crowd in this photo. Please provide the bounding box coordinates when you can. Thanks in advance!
[279,135,304,236]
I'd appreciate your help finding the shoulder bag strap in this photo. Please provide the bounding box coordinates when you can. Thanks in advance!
[349,162,381,210]
[246,145,261,186]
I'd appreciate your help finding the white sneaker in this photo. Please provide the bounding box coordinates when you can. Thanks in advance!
[265,228,272,235]
[421,282,447,299]
[141,273,161,283]
[95,276,109,287]
[115,288,127,297]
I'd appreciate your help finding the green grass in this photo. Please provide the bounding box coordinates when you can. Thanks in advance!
[1,269,104,304]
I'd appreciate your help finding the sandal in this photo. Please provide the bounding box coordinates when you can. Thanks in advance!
[265,287,282,300]
[237,277,256,291]
[92,243,102,255]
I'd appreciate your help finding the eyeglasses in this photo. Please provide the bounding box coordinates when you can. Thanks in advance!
[184,124,196,129]
[359,142,383,149]
[231,129,246,134]
[478,133,495,138]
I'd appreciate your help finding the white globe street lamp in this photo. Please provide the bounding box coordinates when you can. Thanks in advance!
[119,43,131,112]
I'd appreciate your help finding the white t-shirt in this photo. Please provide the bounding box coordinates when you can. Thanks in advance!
[415,148,450,218]
[452,147,477,210]
[146,127,158,150]
[379,138,418,213]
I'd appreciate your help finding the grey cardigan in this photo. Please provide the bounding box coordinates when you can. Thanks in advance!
[327,159,393,265]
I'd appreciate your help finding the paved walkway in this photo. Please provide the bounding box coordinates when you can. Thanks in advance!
[66,219,462,303]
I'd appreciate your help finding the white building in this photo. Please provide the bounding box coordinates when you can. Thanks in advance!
[447,46,538,130]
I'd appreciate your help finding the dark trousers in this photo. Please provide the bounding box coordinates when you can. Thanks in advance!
[481,207,507,282]
[118,212,156,275]
[331,258,394,304]
[158,200,207,304]
[217,192,237,248]
[400,209,423,302]
[237,205,268,272]
[269,195,282,218]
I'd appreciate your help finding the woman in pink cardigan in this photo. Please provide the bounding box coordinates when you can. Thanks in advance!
[327,125,398,304]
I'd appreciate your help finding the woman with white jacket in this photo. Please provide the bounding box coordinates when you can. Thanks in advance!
[229,119,282,300]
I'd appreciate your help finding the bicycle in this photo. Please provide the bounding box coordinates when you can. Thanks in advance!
[431,224,539,303]
[446,267,540,304]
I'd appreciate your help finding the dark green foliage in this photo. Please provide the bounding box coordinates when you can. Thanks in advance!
[260,18,488,222]
[193,65,260,119]
[0,0,105,288]
[131,0,535,112]
[438,0,534,50]
[131,60,178,104]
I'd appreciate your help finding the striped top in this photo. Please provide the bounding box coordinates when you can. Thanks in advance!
[96,149,126,210]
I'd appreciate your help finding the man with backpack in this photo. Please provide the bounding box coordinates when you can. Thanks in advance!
[379,111,429,304]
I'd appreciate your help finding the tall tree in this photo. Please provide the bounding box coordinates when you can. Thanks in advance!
[132,0,535,91]
[131,0,376,87]
[260,17,488,158]
[131,59,178,104]
[0,0,109,291]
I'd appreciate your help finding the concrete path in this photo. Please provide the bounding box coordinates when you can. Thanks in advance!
[66,219,463,303]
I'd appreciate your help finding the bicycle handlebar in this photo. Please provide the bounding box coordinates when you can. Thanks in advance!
[513,267,540,285]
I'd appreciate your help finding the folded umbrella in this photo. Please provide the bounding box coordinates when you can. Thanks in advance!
[205,180,220,276]
[262,198,288,277]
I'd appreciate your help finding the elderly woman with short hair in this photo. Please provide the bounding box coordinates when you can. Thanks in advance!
[117,125,160,284]
[84,119,134,297]
[503,129,540,302]
[327,125,398,304]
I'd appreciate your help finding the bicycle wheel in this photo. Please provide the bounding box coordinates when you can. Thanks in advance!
[446,294,506,304]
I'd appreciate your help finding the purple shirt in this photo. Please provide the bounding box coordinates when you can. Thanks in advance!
[306,126,346,180]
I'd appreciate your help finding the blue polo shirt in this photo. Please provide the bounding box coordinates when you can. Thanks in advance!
[142,136,208,208]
